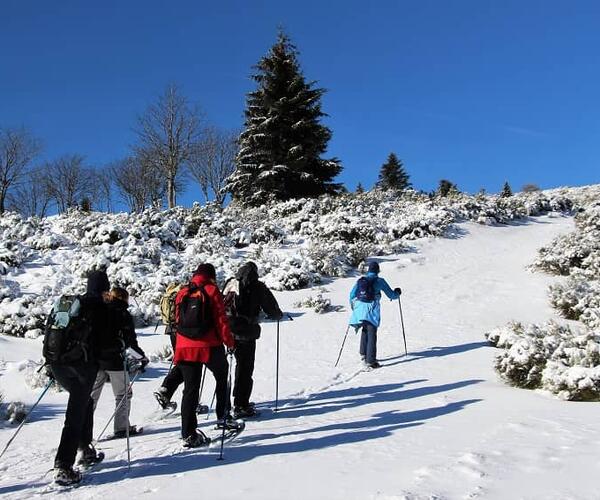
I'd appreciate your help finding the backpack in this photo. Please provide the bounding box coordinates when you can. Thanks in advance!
[355,276,377,303]
[222,278,240,319]
[176,284,212,340]
[160,283,183,326]
[223,277,260,339]
[43,295,93,364]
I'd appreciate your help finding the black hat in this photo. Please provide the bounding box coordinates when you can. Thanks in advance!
[195,263,216,280]
[367,261,380,274]
[86,270,110,295]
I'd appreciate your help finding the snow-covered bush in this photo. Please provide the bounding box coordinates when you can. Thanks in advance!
[485,321,600,400]
[4,401,27,424]
[294,289,341,314]
[23,362,53,390]
[548,277,600,328]
[150,343,173,362]
[0,295,48,337]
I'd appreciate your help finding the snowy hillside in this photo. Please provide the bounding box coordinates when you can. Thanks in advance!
[1,186,599,499]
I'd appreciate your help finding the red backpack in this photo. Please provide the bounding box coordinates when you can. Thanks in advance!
[176,284,213,339]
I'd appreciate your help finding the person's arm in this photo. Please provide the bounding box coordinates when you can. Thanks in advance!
[208,285,235,349]
[258,282,283,319]
[123,312,145,358]
[378,278,400,300]
[349,282,358,304]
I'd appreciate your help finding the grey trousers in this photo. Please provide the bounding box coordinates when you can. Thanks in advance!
[90,369,132,433]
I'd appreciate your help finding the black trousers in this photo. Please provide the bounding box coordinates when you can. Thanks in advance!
[161,333,184,400]
[50,363,97,469]
[233,340,256,408]
[179,346,229,439]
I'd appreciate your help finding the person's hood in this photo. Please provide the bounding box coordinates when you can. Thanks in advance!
[190,272,214,287]
[86,270,110,296]
[236,262,259,286]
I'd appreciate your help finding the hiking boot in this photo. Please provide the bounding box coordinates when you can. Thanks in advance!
[215,415,244,431]
[112,425,143,439]
[233,405,259,419]
[183,431,210,448]
[360,354,366,362]
[77,444,104,467]
[154,388,172,410]
[54,467,82,486]
[367,361,381,369]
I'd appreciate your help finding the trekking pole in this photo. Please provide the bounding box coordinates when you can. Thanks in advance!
[0,378,53,460]
[123,356,132,471]
[198,365,207,403]
[217,353,234,461]
[398,297,408,356]
[274,319,280,412]
[95,369,143,443]
[334,325,351,368]
[205,389,216,421]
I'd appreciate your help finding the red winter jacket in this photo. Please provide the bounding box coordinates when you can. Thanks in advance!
[173,272,235,364]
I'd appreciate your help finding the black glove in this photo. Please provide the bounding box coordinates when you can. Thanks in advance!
[44,364,55,381]
[227,347,236,356]
[394,287,402,295]
[140,357,149,372]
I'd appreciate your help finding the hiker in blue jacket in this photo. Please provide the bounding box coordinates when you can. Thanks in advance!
[349,261,401,369]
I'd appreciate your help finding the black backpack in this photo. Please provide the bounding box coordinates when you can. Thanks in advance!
[176,284,213,340]
[355,277,377,302]
[43,295,93,364]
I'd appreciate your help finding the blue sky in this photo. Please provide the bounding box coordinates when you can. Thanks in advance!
[1,0,599,207]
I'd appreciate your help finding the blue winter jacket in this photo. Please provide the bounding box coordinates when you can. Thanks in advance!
[349,272,399,328]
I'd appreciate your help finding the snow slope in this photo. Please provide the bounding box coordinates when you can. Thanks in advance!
[1,213,598,500]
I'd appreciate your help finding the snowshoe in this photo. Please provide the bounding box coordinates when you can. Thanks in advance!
[53,467,82,486]
[107,425,143,440]
[183,430,211,448]
[154,389,174,410]
[364,361,381,371]
[196,404,209,415]
[233,405,260,419]
[215,416,245,432]
[77,444,105,468]
[210,419,245,447]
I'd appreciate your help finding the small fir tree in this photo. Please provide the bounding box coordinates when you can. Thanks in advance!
[501,182,512,198]
[226,31,342,205]
[356,182,365,194]
[438,179,458,197]
[376,153,410,190]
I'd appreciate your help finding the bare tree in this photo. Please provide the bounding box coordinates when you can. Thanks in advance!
[93,167,114,212]
[188,127,238,205]
[0,127,43,214]
[111,156,165,212]
[134,84,203,208]
[43,155,96,213]
[7,168,52,218]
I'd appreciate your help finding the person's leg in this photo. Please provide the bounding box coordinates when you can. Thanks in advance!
[107,370,132,433]
[78,364,98,450]
[233,341,256,409]
[366,323,378,365]
[206,347,229,420]
[360,322,368,359]
[89,368,108,411]
[52,364,96,469]
[179,363,202,439]
[161,364,184,400]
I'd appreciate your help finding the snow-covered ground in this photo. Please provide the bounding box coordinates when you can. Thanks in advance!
[1,213,598,499]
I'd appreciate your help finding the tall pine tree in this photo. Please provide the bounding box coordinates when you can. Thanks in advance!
[376,153,410,190]
[226,31,342,205]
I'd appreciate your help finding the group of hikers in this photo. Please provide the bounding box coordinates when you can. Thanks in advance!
[38,260,400,486]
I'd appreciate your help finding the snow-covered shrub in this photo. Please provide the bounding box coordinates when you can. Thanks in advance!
[0,295,48,337]
[548,277,600,328]
[150,343,173,362]
[4,401,27,424]
[24,362,52,390]
[486,321,600,400]
[294,289,341,314]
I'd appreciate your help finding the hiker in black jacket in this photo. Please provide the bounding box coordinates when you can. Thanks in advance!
[225,261,282,418]
[90,287,147,438]
[49,270,108,485]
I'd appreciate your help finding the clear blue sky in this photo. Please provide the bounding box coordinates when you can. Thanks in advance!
[2,0,599,207]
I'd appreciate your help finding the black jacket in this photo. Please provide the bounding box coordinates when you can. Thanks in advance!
[229,263,282,342]
[97,299,145,371]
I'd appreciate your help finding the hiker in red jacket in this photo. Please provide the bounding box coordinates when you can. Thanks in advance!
[173,263,240,447]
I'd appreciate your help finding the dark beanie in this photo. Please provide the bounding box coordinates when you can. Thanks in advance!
[86,270,110,295]
[368,261,380,274]
[195,263,217,280]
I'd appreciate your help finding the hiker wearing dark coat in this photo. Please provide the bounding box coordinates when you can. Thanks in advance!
[90,287,147,438]
[349,261,401,369]
[226,261,282,418]
[173,263,238,448]
[48,270,108,485]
